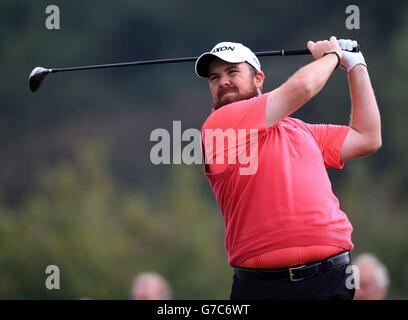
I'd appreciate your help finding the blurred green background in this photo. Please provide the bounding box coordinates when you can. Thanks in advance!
[0,0,407,299]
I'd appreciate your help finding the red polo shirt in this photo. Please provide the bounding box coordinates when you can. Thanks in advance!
[201,93,353,266]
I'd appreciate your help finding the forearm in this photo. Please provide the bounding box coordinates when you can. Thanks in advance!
[293,52,338,97]
[266,54,338,127]
[348,65,382,146]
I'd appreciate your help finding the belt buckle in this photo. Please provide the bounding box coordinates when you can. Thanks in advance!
[289,265,307,282]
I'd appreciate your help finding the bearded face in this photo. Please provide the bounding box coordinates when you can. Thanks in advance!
[208,59,264,110]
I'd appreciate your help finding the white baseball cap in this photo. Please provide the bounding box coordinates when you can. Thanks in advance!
[195,42,261,78]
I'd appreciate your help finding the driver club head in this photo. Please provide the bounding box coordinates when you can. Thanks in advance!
[29,67,51,92]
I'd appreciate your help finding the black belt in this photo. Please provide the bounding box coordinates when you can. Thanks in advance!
[234,251,351,282]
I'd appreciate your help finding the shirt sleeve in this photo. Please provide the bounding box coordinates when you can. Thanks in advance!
[303,123,350,169]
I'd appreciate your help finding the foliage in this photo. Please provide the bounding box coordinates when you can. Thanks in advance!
[0,142,230,299]
[0,0,407,299]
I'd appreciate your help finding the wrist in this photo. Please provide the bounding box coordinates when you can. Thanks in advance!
[348,63,367,73]
[348,64,368,76]
[340,51,367,72]
[323,51,341,69]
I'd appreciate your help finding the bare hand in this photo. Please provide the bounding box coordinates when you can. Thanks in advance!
[307,36,342,61]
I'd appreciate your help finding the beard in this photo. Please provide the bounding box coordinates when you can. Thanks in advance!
[213,85,260,110]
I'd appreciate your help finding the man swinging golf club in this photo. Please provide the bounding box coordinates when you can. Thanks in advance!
[196,36,381,300]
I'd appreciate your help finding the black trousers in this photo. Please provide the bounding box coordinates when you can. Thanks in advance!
[230,263,355,300]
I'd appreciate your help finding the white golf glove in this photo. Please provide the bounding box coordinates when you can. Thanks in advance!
[338,39,366,72]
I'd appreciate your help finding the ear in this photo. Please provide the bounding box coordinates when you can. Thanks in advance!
[254,71,265,89]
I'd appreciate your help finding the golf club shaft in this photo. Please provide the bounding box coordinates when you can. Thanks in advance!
[50,56,199,73]
[49,46,359,73]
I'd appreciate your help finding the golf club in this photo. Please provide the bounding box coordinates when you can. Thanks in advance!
[28,46,360,92]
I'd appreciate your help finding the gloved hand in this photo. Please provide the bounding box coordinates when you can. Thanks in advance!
[338,39,366,72]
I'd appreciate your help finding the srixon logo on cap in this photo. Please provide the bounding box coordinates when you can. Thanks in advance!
[211,46,235,53]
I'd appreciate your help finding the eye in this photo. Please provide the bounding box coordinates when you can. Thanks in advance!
[229,69,238,75]
[209,75,219,82]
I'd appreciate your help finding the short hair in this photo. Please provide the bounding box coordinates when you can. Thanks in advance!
[131,272,173,299]
[248,64,259,77]
[247,63,264,93]
[354,253,390,289]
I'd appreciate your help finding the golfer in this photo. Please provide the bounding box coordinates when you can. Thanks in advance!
[196,36,381,300]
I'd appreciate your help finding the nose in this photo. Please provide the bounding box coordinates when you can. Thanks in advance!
[219,74,232,87]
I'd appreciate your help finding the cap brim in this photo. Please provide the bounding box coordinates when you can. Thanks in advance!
[195,52,247,78]
[195,53,217,78]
